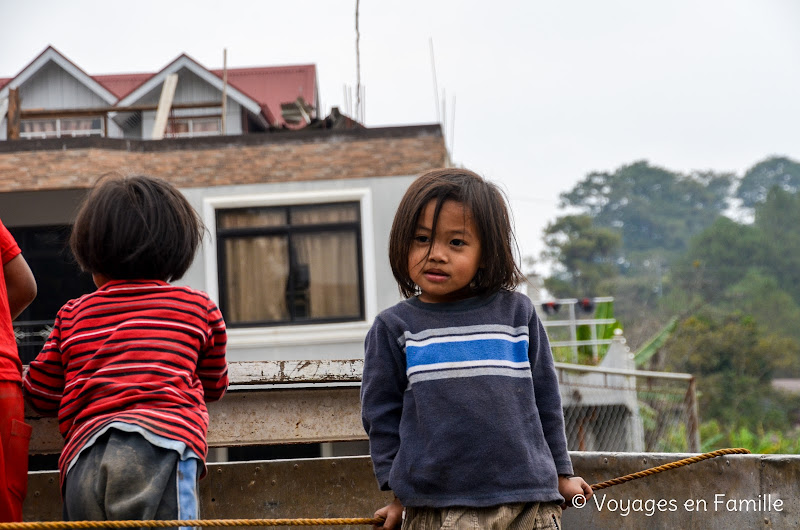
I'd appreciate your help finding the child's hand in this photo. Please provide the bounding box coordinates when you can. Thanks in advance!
[373,496,404,529]
[558,475,593,509]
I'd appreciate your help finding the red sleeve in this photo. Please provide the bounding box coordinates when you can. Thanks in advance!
[197,297,228,402]
[23,315,65,416]
[0,220,21,266]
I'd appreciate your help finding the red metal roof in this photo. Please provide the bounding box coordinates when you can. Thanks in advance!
[2,46,317,128]
[210,65,317,128]
[90,64,316,127]
[94,73,155,99]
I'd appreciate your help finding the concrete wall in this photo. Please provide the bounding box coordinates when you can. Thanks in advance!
[25,452,800,528]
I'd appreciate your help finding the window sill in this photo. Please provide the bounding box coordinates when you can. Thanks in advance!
[227,321,372,348]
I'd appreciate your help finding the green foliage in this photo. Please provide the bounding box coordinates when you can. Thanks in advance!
[723,271,800,350]
[672,217,763,301]
[541,154,800,447]
[661,312,800,432]
[542,215,621,298]
[700,421,800,454]
[736,156,800,208]
[634,317,677,366]
[574,301,621,361]
[753,188,800,302]
[558,161,732,255]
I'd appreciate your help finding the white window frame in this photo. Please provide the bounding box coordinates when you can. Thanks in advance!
[20,117,104,139]
[165,116,221,138]
[202,188,377,347]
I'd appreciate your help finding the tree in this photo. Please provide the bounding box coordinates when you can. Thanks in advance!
[559,161,733,258]
[672,216,764,301]
[724,270,800,348]
[736,156,800,209]
[662,312,800,431]
[541,215,621,298]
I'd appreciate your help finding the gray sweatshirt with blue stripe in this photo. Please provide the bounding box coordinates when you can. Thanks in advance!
[361,290,573,508]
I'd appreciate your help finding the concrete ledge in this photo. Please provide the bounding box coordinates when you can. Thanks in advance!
[24,452,800,528]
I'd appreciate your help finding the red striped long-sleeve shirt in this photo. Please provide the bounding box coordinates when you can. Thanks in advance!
[23,279,228,481]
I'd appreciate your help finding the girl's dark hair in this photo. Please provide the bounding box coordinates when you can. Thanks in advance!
[70,173,204,282]
[389,168,524,298]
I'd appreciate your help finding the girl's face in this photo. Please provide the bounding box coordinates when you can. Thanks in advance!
[408,199,482,303]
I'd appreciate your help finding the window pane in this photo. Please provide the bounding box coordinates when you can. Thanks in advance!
[61,118,102,136]
[293,231,360,320]
[21,119,57,138]
[193,118,220,133]
[224,236,289,323]
[218,208,286,230]
[290,203,359,225]
[166,120,190,135]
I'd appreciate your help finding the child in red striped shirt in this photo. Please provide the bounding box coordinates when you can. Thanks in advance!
[24,174,228,526]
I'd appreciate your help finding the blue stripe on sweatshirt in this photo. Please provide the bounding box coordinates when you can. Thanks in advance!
[406,335,529,369]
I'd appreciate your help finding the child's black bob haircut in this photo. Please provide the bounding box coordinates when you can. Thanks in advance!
[70,173,203,282]
[389,167,524,299]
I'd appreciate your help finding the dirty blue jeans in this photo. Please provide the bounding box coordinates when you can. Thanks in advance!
[63,429,199,530]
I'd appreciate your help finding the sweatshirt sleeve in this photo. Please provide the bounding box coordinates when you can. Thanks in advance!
[360,316,407,491]
[23,316,65,416]
[529,310,574,476]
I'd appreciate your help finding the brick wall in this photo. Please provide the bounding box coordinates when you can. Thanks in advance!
[0,125,446,192]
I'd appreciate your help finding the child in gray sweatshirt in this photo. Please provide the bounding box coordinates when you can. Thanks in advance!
[361,168,592,529]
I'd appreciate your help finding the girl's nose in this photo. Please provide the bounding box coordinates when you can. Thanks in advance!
[428,241,447,261]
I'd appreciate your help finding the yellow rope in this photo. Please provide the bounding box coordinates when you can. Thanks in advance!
[590,447,751,491]
[0,518,383,529]
[0,448,752,529]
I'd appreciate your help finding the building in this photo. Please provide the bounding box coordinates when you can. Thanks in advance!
[0,46,447,366]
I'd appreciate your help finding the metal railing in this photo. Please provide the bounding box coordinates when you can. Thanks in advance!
[13,320,53,365]
[556,362,700,453]
[536,296,617,363]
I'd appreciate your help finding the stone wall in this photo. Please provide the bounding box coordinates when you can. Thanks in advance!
[0,125,446,192]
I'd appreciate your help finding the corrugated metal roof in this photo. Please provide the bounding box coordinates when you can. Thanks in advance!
[210,65,317,128]
[93,73,155,99]
[89,65,316,127]
[2,46,317,128]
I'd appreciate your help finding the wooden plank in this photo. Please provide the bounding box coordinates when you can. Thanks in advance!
[150,73,178,140]
[19,101,222,119]
[0,98,8,126]
[7,88,20,140]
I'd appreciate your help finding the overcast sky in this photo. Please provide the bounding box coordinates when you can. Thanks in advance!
[2,0,800,272]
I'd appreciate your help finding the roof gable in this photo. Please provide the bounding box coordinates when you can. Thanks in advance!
[115,54,262,116]
[94,72,154,99]
[0,46,116,104]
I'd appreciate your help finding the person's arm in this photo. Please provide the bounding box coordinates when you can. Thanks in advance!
[23,316,64,416]
[197,297,228,402]
[529,310,574,476]
[4,253,36,320]
[558,475,593,508]
[360,316,407,491]
[373,497,403,529]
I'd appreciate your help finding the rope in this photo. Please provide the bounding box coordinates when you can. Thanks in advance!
[0,448,752,529]
[589,447,751,491]
[0,518,384,529]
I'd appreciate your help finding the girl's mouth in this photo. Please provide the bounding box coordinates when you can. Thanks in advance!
[424,270,449,282]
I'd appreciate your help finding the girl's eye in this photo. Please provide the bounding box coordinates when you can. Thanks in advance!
[451,239,465,247]
[414,235,429,244]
